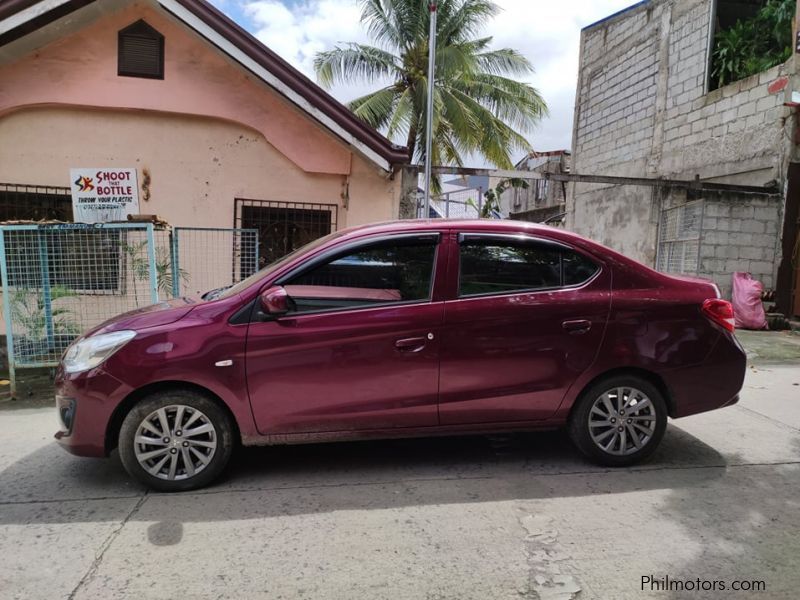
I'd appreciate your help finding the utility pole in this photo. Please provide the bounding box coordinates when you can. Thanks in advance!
[422,1,437,218]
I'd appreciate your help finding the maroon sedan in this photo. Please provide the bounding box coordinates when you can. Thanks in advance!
[55,220,745,491]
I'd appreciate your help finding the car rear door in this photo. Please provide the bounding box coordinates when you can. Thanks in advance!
[438,231,611,425]
[245,231,447,435]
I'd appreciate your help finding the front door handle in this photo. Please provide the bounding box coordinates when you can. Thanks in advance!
[395,336,427,353]
[562,319,592,334]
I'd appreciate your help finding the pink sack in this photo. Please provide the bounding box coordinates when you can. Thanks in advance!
[731,272,768,330]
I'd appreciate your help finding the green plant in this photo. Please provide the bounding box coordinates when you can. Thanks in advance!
[123,242,188,304]
[466,177,529,217]
[154,247,189,297]
[711,0,793,89]
[314,0,547,193]
[8,285,80,343]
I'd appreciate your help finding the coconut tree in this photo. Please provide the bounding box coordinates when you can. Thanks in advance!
[314,0,547,187]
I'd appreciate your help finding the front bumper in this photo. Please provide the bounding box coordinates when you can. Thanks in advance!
[54,365,133,457]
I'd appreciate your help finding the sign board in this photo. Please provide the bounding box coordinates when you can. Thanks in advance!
[69,168,140,223]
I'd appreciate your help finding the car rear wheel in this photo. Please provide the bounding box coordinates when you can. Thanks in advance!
[118,390,235,492]
[568,375,667,467]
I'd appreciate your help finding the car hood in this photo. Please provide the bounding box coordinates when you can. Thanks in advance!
[83,297,199,338]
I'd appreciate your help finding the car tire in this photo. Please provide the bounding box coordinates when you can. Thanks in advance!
[118,390,235,492]
[568,375,667,467]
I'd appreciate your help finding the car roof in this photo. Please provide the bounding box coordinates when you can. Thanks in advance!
[338,219,561,239]
[327,219,659,286]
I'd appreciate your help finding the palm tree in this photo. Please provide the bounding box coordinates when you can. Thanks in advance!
[314,0,547,186]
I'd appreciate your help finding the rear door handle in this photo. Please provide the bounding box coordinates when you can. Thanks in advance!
[395,336,427,353]
[562,319,592,334]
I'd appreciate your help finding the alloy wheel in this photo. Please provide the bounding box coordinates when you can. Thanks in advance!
[133,404,218,480]
[587,387,657,456]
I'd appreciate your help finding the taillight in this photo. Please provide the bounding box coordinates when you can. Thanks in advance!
[702,298,735,332]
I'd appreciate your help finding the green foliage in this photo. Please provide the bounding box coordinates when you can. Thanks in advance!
[314,0,547,192]
[123,242,188,303]
[467,177,529,218]
[9,285,80,342]
[711,0,793,89]
[154,247,189,298]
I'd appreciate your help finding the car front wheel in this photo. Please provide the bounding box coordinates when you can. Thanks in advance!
[568,376,667,467]
[118,390,235,492]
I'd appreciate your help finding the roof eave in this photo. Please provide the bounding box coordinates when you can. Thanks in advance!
[0,0,410,171]
[165,0,408,168]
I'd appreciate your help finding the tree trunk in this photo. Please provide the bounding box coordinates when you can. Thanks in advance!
[406,124,417,164]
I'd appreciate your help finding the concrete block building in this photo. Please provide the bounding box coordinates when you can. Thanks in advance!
[499,150,570,224]
[568,0,800,316]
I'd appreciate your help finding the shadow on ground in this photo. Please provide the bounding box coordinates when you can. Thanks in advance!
[0,425,729,527]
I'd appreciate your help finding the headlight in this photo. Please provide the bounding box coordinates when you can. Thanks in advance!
[63,330,137,374]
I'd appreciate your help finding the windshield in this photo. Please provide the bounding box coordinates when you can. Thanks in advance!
[214,229,347,301]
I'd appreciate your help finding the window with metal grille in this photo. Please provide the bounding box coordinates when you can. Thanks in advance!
[118,20,164,79]
[656,200,703,274]
[234,199,338,267]
[533,179,549,203]
[0,183,73,222]
[0,183,121,292]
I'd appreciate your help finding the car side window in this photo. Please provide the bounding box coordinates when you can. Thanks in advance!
[283,239,437,313]
[458,238,598,297]
[563,250,599,286]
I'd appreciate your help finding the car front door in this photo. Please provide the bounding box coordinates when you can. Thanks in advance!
[438,231,611,425]
[246,232,445,435]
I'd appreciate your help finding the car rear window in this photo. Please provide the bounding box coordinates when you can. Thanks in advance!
[459,238,598,297]
[563,250,600,286]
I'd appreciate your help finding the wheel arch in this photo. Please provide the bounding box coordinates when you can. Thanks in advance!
[105,380,241,455]
[567,367,675,422]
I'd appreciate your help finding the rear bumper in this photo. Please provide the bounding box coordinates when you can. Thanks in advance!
[54,365,133,457]
[667,331,747,418]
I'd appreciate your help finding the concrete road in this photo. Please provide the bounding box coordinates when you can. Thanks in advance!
[1,364,799,599]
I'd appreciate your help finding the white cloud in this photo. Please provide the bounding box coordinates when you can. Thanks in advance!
[486,0,635,152]
[236,0,638,159]
[242,1,378,95]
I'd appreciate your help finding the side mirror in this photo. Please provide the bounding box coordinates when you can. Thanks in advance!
[259,285,289,316]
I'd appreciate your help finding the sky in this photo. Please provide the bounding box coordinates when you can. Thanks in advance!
[209,0,637,163]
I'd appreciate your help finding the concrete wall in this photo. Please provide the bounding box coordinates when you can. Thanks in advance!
[0,106,398,232]
[699,193,783,295]
[0,2,357,176]
[569,0,793,291]
[0,0,402,227]
[498,154,569,217]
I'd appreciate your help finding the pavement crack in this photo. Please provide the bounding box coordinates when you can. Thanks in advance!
[2,461,799,507]
[66,492,149,600]
[0,493,144,506]
[733,404,800,433]
[172,461,800,497]
[517,511,581,600]
[149,474,497,498]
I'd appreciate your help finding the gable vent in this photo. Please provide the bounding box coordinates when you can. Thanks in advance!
[118,20,164,79]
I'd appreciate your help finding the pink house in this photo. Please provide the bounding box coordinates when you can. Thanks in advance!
[0,0,416,260]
